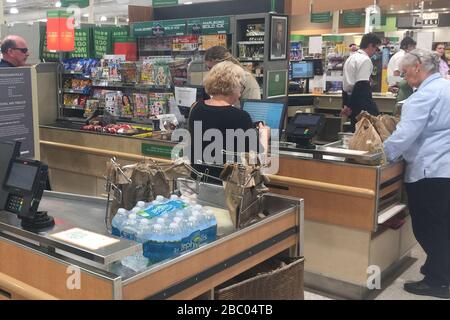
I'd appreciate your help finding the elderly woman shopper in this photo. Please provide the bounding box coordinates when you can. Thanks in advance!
[188,61,256,182]
[384,49,450,299]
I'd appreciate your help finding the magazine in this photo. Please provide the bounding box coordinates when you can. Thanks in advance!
[133,93,148,118]
[121,94,134,118]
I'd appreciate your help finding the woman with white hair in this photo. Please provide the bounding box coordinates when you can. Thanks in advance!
[384,49,450,299]
[188,61,256,182]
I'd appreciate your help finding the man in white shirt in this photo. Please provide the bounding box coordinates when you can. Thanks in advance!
[342,33,381,131]
[387,37,416,91]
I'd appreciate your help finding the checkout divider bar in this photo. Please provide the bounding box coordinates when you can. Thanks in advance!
[0,272,58,300]
[40,141,375,199]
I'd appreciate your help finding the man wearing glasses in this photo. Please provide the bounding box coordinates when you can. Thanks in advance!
[0,35,30,68]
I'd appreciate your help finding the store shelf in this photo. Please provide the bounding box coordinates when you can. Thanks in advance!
[238,41,264,45]
[91,82,173,91]
[238,58,263,62]
[63,71,91,79]
[61,105,85,111]
[63,89,90,94]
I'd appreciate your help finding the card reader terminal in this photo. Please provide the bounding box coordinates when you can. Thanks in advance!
[3,158,54,231]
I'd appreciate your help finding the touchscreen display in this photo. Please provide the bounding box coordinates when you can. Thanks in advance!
[5,162,38,192]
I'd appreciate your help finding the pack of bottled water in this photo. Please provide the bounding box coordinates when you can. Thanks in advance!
[112,195,217,270]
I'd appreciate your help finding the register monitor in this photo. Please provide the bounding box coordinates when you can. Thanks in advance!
[291,61,314,79]
[241,100,286,134]
[286,113,326,149]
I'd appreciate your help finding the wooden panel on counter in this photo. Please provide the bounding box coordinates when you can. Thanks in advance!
[273,185,376,231]
[0,238,115,299]
[277,156,377,190]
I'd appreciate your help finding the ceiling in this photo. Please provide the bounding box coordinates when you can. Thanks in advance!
[0,0,221,24]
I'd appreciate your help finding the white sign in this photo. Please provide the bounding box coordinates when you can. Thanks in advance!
[174,86,197,107]
[50,228,119,250]
[308,36,323,54]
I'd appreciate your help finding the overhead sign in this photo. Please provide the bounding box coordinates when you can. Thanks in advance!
[132,20,187,37]
[93,28,113,59]
[61,0,90,8]
[152,0,179,7]
[422,12,439,27]
[187,16,230,35]
[69,28,92,58]
[342,11,363,27]
[46,10,75,52]
[310,12,332,23]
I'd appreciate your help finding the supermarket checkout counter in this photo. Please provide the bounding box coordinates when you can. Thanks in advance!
[0,189,303,300]
[38,105,413,299]
[0,145,303,300]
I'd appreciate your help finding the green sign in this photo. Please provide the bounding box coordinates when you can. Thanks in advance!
[132,19,186,37]
[152,0,179,7]
[267,70,287,98]
[187,16,230,35]
[310,12,331,23]
[39,26,61,62]
[114,36,136,43]
[142,143,179,159]
[69,28,92,58]
[112,27,129,39]
[93,28,113,59]
[61,0,89,8]
[342,11,363,27]
[323,35,344,42]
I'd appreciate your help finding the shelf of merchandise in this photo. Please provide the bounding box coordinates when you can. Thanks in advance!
[62,105,85,111]
[91,82,173,92]
[63,89,90,95]
[237,41,265,45]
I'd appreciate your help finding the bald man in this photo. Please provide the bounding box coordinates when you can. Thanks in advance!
[0,35,30,67]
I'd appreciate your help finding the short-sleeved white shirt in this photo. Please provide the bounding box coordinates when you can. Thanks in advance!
[387,49,405,86]
[343,49,373,94]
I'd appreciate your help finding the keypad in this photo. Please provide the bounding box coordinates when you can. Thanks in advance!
[6,194,24,213]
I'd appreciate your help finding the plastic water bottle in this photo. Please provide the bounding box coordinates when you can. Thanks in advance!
[203,209,217,242]
[122,219,151,271]
[137,201,146,209]
[144,223,167,263]
[165,222,182,258]
[121,213,139,240]
[111,208,128,236]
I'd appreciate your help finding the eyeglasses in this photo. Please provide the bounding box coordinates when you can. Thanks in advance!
[12,48,28,54]
[409,52,422,64]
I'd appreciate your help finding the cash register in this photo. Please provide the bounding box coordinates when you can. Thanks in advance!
[285,113,326,149]
[0,141,54,232]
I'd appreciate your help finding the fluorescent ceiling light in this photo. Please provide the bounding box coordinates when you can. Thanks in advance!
[10,8,19,14]
[83,14,89,18]
[185,1,193,4]
[100,16,107,22]
[6,0,17,3]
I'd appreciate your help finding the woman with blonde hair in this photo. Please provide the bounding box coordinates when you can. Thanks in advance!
[188,61,256,181]
[204,46,261,106]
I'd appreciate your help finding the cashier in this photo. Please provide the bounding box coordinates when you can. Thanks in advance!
[204,46,261,108]
[384,49,450,299]
[188,61,257,182]
[341,33,381,131]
